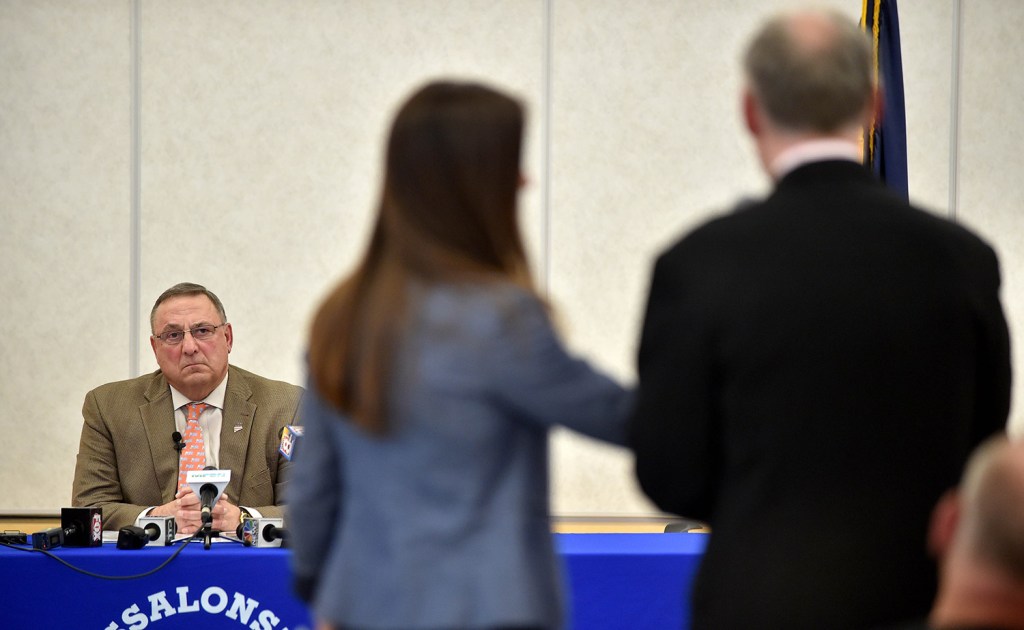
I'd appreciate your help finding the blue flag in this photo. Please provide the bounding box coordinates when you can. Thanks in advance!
[862,0,908,198]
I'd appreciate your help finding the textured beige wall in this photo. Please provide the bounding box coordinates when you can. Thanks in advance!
[954,0,1024,442]
[135,0,546,385]
[0,0,132,509]
[2,0,1022,515]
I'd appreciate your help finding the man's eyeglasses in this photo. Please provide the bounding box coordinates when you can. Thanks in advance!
[152,323,228,345]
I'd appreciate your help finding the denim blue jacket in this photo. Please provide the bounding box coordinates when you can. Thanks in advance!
[288,283,631,629]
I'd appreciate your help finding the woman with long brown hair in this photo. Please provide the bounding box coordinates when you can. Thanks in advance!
[288,80,630,630]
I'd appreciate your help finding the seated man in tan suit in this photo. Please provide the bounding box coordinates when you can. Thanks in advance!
[72,282,302,533]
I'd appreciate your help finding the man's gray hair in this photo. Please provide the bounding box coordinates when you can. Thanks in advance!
[958,436,1024,581]
[744,9,873,133]
[150,282,228,331]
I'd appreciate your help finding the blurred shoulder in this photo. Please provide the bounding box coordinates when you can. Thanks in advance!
[911,202,999,261]
[656,199,758,270]
[418,281,548,334]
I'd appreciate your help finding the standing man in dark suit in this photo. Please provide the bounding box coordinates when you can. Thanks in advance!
[72,283,302,533]
[629,8,1011,630]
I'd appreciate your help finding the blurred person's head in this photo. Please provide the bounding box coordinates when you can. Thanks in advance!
[380,81,529,283]
[927,435,1024,629]
[741,8,877,174]
[309,80,533,432]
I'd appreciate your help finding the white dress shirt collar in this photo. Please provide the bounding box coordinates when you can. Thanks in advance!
[169,373,228,410]
[770,138,862,180]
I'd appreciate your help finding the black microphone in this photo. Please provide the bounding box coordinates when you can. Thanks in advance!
[199,466,219,525]
[142,522,162,542]
[172,432,186,501]
[138,516,176,546]
[263,523,288,543]
[31,527,64,550]
[116,525,147,550]
[117,518,174,549]
[60,507,103,547]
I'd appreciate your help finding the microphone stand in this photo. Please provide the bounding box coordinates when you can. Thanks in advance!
[198,517,219,550]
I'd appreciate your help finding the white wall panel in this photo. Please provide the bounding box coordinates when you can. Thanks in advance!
[0,0,130,510]
[2,0,1020,514]
[899,1,954,213]
[137,0,546,388]
[954,0,1024,435]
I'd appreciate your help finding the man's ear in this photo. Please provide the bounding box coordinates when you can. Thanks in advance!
[864,85,883,129]
[743,88,761,135]
[928,490,960,558]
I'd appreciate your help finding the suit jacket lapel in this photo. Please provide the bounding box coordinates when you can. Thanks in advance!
[220,366,255,502]
[140,372,178,503]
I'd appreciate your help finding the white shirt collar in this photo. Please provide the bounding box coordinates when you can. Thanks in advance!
[770,138,861,180]
[169,372,229,410]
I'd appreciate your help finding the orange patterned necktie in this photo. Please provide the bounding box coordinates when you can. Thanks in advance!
[177,402,209,492]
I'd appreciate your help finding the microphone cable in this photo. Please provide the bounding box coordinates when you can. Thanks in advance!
[0,530,244,580]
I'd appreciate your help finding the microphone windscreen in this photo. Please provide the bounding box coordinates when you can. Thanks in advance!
[116,526,147,550]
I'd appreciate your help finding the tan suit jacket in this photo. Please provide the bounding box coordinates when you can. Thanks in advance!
[72,365,303,530]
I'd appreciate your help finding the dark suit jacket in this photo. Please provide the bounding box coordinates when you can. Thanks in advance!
[72,365,303,530]
[630,161,1011,630]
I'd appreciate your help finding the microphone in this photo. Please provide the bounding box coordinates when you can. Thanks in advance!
[171,431,186,452]
[138,516,176,546]
[236,517,287,548]
[264,523,288,544]
[60,507,103,547]
[185,467,231,528]
[278,425,304,461]
[31,527,64,550]
[116,525,146,550]
[199,467,219,525]
[114,515,177,550]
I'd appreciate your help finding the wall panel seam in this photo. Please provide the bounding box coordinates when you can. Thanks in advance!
[541,0,552,295]
[129,0,142,377]
[948,0,962,222]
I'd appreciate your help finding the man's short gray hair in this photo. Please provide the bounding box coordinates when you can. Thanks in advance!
[744,9,873,133]
[149,282,228,331]
[958,436,1024,581]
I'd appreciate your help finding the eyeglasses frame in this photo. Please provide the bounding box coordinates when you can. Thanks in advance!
[151,322,229,346]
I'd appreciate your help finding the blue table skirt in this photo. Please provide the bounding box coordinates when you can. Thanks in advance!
[560,533,707,629]
[0,532,706,629]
